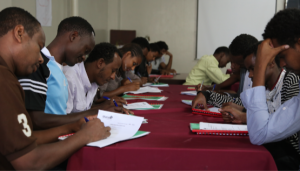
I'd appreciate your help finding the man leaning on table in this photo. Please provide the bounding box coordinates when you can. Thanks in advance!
[184,46,231,86]
[221,8,300,171]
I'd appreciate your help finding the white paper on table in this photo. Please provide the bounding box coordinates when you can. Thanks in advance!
[36,0,52,26]
[181,91,197,96]
[182,100,192,106]
[143,83,152,86]
[87,110,144,148]
[199,122,247,131]
[124,102,154,110]
[149,83,169,87]
[208,107,220,113]
[125,86,162,94]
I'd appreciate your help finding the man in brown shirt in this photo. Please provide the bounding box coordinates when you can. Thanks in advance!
[0,7,110,170]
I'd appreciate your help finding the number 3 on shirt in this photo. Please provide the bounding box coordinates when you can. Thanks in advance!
[18,114,32,137]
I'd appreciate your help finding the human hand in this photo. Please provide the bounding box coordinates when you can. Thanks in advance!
[256,39,289,68]
[192,92,209,110]
[160,69,170,75]
[141,77,148,84]
[80,118,111,143]
[124,82,140,91]
[146,63,152,75]
[222,102,244,112]
[219,106,247,124]
[148,77,156,83]
[71,115,98,133]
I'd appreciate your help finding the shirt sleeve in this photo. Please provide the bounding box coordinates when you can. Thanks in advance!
[0,74,37,161]
[241,86,300,145]
[205,60,230,84]
[65,77,75,114]
[203,91,243,107]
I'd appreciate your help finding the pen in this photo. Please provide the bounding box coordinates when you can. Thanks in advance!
[127,77,133,82]
[102,96,110,100]
[199,80,204,90]
[113,99,118,107]
[212,84,216,91]
[137,72,142,78]
[84,117,89,122]
[155,75,161,83]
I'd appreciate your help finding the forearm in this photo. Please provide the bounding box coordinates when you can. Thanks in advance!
[11,131,89,170]
[29,110,97,130]
[166,55,173,70]
[203,91,243,108]
[33,123,76,145]
[103,87,125,97]
[253,63,267,87]
[217,73,240,90]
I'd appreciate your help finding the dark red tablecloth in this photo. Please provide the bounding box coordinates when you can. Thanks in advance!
[67,85,277,170]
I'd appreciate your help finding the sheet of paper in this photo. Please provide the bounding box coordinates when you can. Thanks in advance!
[182,100,192,106]
[181,91,197,96]
[125,86,162,94]
[124,102,154,110]
[149,83,169,87]
[135,104,164,110]
[208,107,220,113]
[199,122,247,131]
[87,110,144,148]
[143,83,152,86]
[36,0,52,26]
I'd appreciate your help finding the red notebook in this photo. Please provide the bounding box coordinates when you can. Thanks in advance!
[192,108,222,118]
[149,75,174,78]
[190,123,248,136]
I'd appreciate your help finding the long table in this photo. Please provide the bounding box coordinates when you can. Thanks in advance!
[158,73,188,85]
[67,85,277,170]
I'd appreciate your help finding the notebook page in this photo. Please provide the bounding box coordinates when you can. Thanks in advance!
[209,107,220,113]
[199,122,247,131]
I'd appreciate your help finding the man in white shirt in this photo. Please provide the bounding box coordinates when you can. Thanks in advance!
[64,43,123,113]
[151,41,176,74]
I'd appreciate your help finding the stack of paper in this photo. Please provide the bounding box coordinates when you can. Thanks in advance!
[122,94,168,101]
[135,103,164,110]
[124,102,154,110]
[182,100,192,106]
[143,83,169,87]
[181,91,197,96]
[199,122,247,131]
[125,87,162,94]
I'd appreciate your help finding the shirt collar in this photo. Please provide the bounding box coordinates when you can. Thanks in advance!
[41,47,55,61]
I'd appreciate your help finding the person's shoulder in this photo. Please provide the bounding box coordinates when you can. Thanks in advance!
[0,65,16,82]
[284,71,300,85]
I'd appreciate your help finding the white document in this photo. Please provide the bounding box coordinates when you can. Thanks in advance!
[36,0,52,26]
[181,91,197,96]
[124,102,154,110]
[125,86,162,94]
[199,122,247,131]
[182,100,192,106]
[87,110,144,148]
[208,107,220,113]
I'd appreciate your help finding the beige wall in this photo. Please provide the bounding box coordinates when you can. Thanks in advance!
[107,0,198,73]
[0,0,287,73]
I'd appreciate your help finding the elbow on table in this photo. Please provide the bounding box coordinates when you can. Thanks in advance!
[249,133,265,146]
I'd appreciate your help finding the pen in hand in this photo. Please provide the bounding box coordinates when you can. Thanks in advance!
[84,117,89,122]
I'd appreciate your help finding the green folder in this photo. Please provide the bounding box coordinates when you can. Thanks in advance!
[122,94,164,100]
[190,123,199,130]
[135,104,163,110]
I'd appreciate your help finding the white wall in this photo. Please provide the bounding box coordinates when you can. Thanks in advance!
[107,0,198,73]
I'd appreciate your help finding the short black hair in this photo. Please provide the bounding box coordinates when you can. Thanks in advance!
[149,43,160,52]
[57,16,95,37]
[119,43,143,59]
[263,9,300,47]
[85,43,121,64]
[229,34,258,56]
[213,46,230,56]
[244,41,280,67]
[0,7,40,38]
[156,41,169,51]
[131,37,150,51]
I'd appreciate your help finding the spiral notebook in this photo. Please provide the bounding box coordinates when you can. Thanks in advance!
[192,108,222,117]
[190,122,248,136]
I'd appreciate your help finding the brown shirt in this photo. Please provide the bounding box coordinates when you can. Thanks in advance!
[0,57,37,170]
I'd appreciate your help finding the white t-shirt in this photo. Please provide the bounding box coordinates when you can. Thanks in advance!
[151,56,166,70]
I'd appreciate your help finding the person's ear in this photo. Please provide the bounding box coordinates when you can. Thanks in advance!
[97,58,105,68]
[14,25,25,43]
[69,31,79,42]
